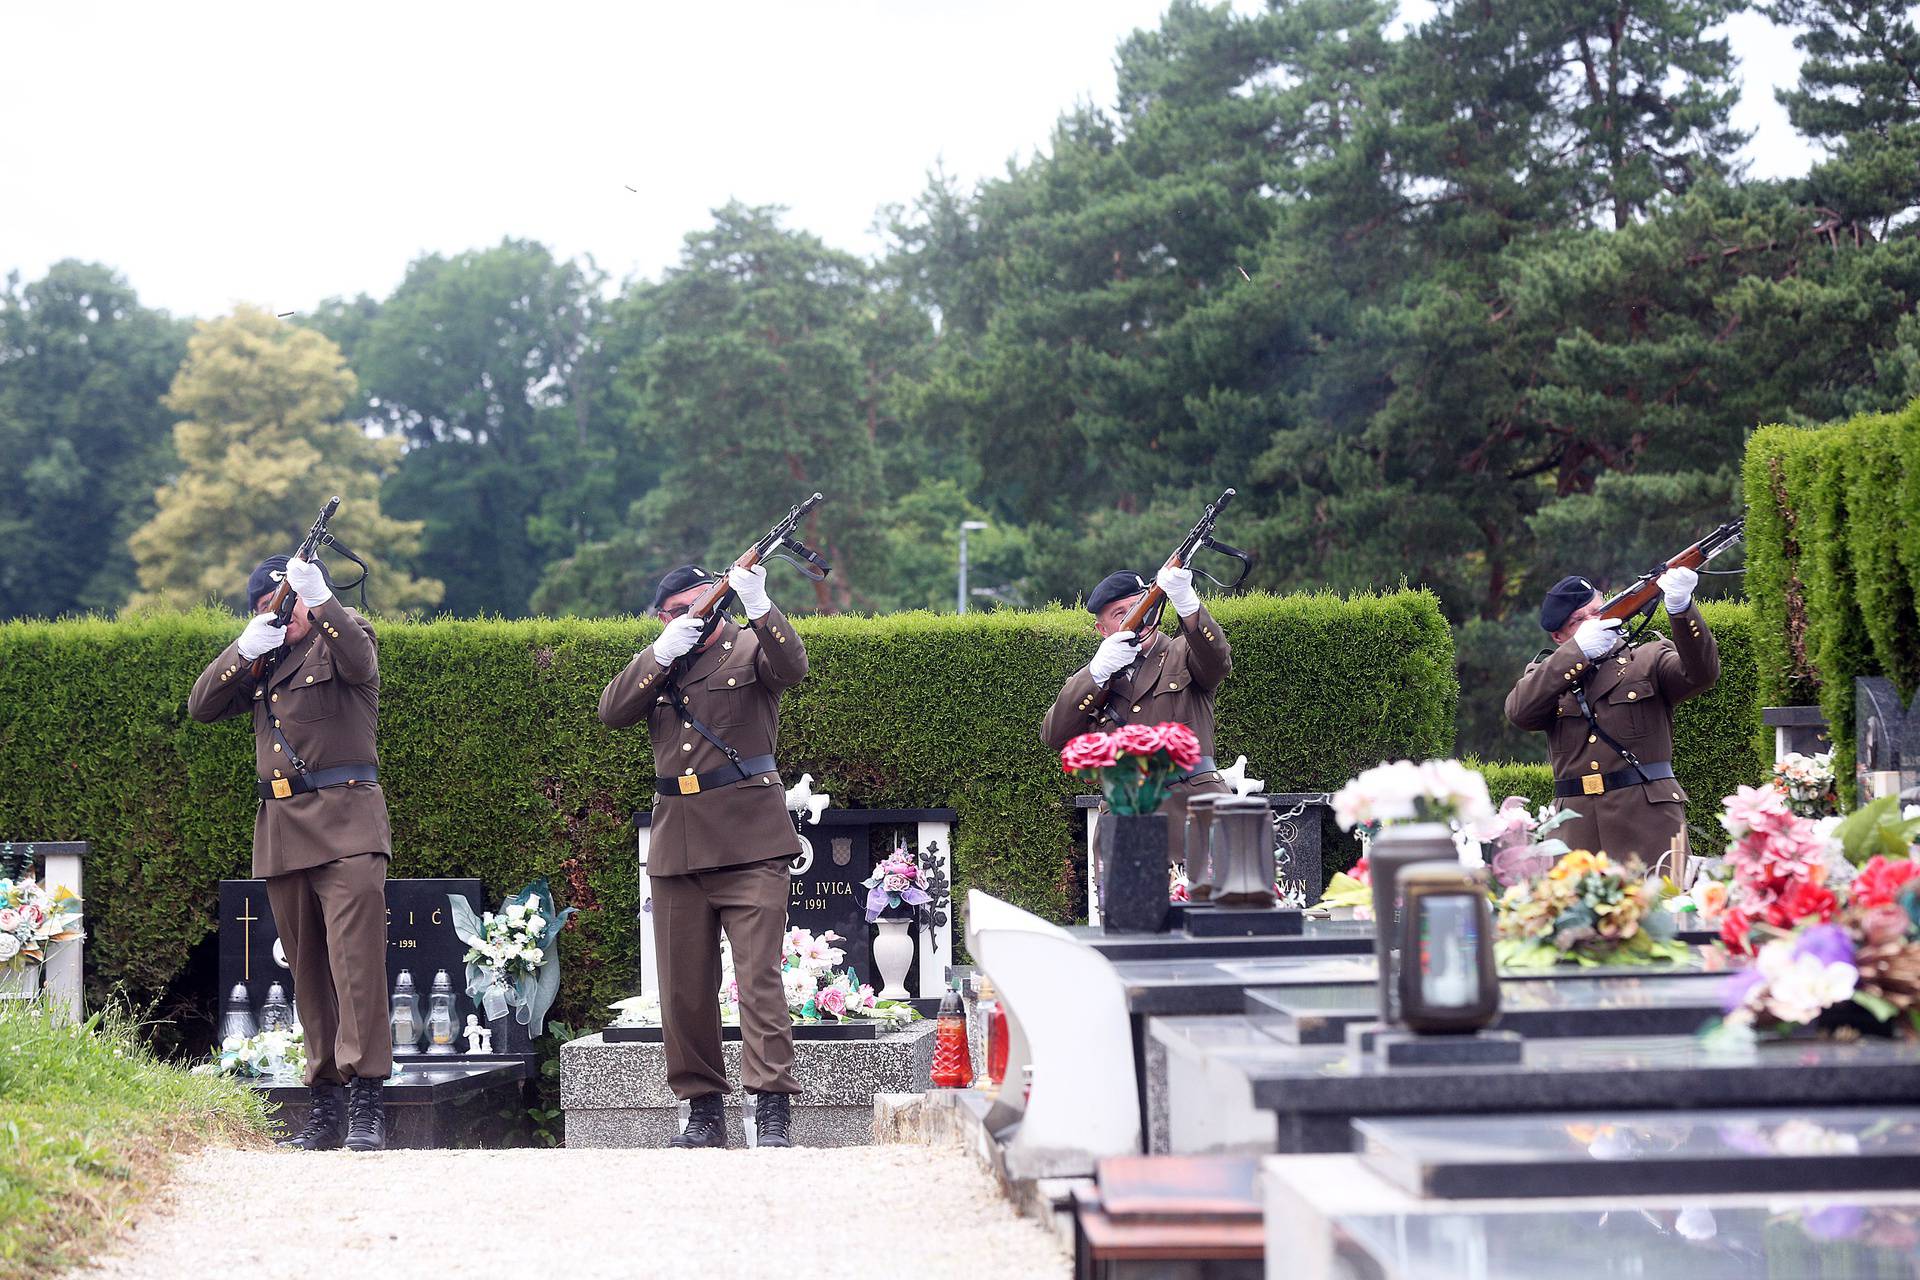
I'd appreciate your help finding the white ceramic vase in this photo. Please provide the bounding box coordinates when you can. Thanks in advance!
[872,917,915,1000]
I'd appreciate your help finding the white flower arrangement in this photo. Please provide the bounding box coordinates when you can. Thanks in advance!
[195,1026,306,1079]
[0,876,83,971]
[1332,759,1495,835]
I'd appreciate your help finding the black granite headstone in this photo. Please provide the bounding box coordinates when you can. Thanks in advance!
[786,828,872,984]
[218,877,486,1043]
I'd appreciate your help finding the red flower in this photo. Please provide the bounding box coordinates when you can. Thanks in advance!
[1111,723,1167,759]
[1852,856,1920,909]
[1767,878,1837,928]
[1061,732,1119,773]
[1156,721,1202,771]
[1719,908,1752,955]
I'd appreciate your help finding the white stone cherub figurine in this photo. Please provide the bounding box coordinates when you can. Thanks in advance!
[463,1014,493,1055]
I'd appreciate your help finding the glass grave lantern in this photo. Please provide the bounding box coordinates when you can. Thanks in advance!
[259,982,294,1033]
[1183,793,1222,900]
[1208,794,1278,907]
[425,969,460,1056]
[219,982,259,1043]
[1393,861,1500,1033]
[389,969,424,1056]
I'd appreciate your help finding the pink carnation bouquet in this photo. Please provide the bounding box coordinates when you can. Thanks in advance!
[1061,722,1203,816]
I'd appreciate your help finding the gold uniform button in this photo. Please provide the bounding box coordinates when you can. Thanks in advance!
[273,769,282,778]
[1588,735,1597,744]
[1168,683,1180,690]
[722,641,733,650]
[1132,704,1142,713]
[1618,656,1629,665]
[1627,691,1637,700]
[726,677,736,686]
[273,744,282,753]
[683,767,694,775]
[272,694,279,702]
[1589,761,1599,770]
[274,719,281,728]
[681,743,692,751]
[306,675,314,684]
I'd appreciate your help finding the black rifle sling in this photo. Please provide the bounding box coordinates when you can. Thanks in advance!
[1572,684,1647,781]
[662,678,744,765]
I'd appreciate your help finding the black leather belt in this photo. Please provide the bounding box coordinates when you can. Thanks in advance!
[655,753,779,797]
[1554,761,1675,799]
[257,763,378,801]
[1174,755,1218,782]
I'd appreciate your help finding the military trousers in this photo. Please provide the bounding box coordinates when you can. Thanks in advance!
[651,856,800,1100]
[265,852,392,1086]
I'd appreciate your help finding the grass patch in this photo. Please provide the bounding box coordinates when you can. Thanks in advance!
[0,1001,273,1278]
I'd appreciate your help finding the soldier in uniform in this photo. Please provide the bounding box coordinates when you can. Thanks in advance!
[1042,565,1233,870]
[188,554,392,1151]
[598,563,806,1149]
[1504,567,1718,867]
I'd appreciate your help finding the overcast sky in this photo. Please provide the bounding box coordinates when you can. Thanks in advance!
[2,2,1814,320]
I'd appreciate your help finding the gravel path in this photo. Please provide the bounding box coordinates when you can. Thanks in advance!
[76,1146,1069,1280]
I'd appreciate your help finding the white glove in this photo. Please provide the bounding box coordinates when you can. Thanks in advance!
[1156,563,1201,618]
[728,564,772,620]
[283,556,332,608]
[652,614,706,666]
[1574,615,1623,660]
[1089,629,1140,686]
[236,614,288,661]
[1659,565,1698,614]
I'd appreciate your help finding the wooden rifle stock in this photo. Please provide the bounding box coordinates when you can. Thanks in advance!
[1597,516,1746,625]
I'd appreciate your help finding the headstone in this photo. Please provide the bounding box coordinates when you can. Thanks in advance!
[1762,704,1831,762]
[785,831,871,984]
[218,877,487,1041]
[1855,676,1920,799]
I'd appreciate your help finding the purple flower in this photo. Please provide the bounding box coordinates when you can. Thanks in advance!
[1799,1204,1866,1242]
[1793,923,1854,968]
[1720,968,1764,1014]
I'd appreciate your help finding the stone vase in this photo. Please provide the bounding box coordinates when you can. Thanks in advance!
[0,963,41,1001]
[1099,813,1171,933]
[1365,822,1459,1025]
[872,916,916,1000]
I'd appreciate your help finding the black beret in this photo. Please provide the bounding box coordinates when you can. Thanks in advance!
[247,556,290,610]
[1087,570,1150,615]
[649,564,718,612]
[1540,574,1600,633]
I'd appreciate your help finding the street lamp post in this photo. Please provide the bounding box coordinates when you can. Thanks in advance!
[958,520,989,614]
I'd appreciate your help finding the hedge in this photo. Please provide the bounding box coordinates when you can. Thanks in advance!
[1744,401,1920,795]
[0,590,1456,1037]
[1473,600,1766,848]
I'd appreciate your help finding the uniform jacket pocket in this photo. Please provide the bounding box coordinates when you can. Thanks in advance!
[1607,677,1657,737]
[287,661,337,721]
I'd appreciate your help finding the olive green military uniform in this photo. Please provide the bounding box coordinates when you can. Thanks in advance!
[188,595,392,1086]
[1042,606,1234,867]
[1504,605,1720,864]
[598,605,807,1100]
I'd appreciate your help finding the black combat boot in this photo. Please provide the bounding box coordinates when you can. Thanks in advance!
[669,1093,728,1149]
[753,1091,794,1148]
[344,1076,386,1152]
[277,1083,346,1151]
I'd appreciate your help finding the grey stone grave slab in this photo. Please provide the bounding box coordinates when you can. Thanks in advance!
[1326,1201,1920,1280]
[1355,1107,1920,1199]
[1078,916,1370,964]
[1247,975,1733,1046]
[1226,1032,1920,1154]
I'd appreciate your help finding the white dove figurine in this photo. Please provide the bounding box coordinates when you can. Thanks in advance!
[1219,754,1267,797]
[784,772,831,824]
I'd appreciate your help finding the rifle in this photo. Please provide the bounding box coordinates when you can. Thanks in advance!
[248,496,341,682]
[1086,487,1252,721]
[659,492,832,684]
[1597,515,1745,642]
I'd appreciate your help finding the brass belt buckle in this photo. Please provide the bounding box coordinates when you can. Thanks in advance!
[271,778,293,799]
[677,774,701,795]
[1581,773,1605,796]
